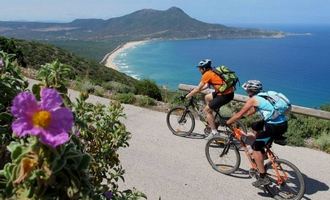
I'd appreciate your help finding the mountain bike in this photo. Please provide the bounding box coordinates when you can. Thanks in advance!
[205,127,305,200]
[166,95,246,137]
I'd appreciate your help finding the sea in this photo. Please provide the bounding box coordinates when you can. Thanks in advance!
[113,24,330,108]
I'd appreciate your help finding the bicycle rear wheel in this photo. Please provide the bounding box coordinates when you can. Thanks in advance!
[265,159,305,200]
[166,107,195,137]
[205,136,241,174]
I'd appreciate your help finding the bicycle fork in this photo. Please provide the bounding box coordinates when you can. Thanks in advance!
[178,110,189,124]
[220,142,231,157]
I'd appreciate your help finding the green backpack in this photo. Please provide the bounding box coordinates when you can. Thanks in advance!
[213,65,239,92]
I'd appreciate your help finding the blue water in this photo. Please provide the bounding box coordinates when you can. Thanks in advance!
[113,24,330,108]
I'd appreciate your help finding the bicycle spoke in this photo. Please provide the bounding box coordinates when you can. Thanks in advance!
[266,159,305,200]
[205,137,240,174]
[166,107,195,136]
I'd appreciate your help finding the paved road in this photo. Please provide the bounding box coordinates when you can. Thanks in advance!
[28,79,330,199]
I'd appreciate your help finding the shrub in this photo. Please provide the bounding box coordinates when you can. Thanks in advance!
[102,81,135,94]
[94,85,106,97]
[315,132,330,153]
[135,95,156,107]
[76,79,96,93]
[320,104,330,112]
[0,51,28,169]
[112,93,136,104]
[37,60,75,89]
[0,56,146,199]
[73,97,145,199]
[136,79,162,101]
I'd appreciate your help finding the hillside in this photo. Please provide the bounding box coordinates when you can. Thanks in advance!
[0,7,283,41]
[0,36,138,86]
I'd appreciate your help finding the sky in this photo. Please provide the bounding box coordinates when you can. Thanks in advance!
[1,0,330,25]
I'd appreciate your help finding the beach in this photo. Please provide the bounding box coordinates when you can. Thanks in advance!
[103,40,147,70]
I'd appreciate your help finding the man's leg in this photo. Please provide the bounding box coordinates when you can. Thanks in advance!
[204,93,213,107]
[204,105,216,130]
[203,93,217,139]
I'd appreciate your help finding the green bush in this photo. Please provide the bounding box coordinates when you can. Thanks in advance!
[0,56,146,199]
[135,95,156,107]
[73,98,145,199]
[0,51,28,169]
[315,132,330,153]
[94,85,106,97]
[136,79,162,101]
[76,79,96,93]
[102,81,135,94]
[320,104,330,112]
[112,93,136,104]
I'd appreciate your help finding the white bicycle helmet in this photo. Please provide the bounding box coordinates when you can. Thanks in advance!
[197,59,212,69]
[242,80,263,93]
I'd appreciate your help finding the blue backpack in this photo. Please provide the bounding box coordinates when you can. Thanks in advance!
[258,91,291,120]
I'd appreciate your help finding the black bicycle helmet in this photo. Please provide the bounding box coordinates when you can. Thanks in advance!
[197,59,212,69]
[242,80,263,93]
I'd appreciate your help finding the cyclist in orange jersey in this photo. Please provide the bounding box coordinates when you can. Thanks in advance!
[185,59,234,140]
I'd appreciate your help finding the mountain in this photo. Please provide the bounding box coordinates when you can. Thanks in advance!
[0,7,283,41]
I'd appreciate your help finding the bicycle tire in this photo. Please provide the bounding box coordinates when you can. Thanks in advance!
[205,136,241,174]
[265,159,305,200]
[166,106,195,137]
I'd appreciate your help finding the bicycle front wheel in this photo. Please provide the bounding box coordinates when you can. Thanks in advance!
[205,136,241,174]
[166,107,195,137]
[265,159,305,200]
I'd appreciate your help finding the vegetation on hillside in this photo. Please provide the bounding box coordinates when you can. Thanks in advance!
[0,36,138,86]
[48,39,126,61]
[0,36,163,103]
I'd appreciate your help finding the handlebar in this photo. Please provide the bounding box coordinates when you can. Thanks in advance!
[177,94,196,106]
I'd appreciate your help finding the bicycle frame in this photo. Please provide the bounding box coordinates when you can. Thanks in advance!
[181,96,224,125]
[232,127,289,185]
[177,97,200,123]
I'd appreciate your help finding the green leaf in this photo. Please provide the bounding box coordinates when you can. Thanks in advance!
[32,84,41,100]
[27,186,34,198]
[77,154,91,171]
[10,145,23,161]
[0,112,12,123]
[51,158,67,174]
[7,142,20,154]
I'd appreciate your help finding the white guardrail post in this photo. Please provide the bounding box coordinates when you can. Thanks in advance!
[178,84,330,120]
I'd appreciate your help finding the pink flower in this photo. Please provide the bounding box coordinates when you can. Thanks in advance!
[11,88,74,148]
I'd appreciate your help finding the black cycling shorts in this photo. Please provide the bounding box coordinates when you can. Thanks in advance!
[251,120,288,151]
[208,92,234,111]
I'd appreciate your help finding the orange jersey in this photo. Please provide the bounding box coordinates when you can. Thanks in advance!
[201,70,234,95]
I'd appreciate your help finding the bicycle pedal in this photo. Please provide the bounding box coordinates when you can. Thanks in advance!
[248,168,258,178]
[204,127,211,135]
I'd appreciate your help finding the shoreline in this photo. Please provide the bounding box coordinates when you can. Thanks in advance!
[100,33,288,70]
[102,40,148,70]
[100,33,288,71]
